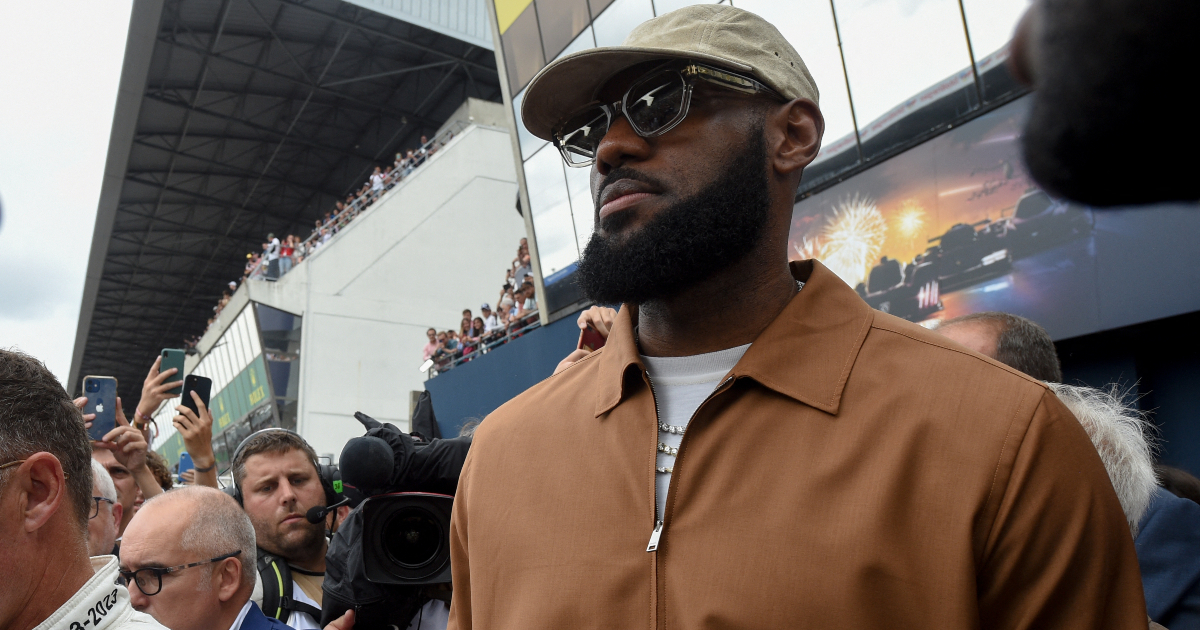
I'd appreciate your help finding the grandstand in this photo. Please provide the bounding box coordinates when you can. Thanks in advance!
[69,0,502,414]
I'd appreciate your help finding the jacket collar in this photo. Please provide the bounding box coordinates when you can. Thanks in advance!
[594,260,874,417]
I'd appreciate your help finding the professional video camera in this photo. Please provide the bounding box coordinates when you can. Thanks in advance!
[321,407,472,629]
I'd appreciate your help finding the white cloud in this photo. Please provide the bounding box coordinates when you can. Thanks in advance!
[0,0,134,386]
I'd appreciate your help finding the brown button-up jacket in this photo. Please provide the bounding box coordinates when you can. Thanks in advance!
[448,260,1146,630]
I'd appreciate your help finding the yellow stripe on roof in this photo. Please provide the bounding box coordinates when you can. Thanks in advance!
[495,0,535,35]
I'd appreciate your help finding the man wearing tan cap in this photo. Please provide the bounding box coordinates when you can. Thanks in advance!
[446,6,1146,629]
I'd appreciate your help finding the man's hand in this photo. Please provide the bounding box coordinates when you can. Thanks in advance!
[173,392,214,457]
[136,355,184,427]
[554,306,618,375]
[325,610,354,630]
[175,391,219,488]
[73,397,96,429]
[97,398,148,472]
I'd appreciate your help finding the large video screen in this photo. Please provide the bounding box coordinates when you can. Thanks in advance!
[789,96,1200,340]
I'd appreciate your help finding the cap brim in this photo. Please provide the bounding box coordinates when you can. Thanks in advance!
[521,46,754,142]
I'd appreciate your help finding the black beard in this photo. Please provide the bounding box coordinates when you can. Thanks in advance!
[576,127,770,306]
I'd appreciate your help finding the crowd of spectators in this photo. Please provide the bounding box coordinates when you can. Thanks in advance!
[421,238,539,372]
[195,129,459,338]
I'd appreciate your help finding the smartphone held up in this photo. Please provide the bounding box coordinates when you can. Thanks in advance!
[82,376,118,441]
[180,375,212,416]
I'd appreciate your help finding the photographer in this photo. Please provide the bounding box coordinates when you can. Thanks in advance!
[232,431,333,630]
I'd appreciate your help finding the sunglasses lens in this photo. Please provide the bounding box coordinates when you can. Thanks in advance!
[625,71,687,136]
[556,106,610,166]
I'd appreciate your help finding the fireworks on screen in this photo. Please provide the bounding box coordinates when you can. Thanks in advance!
[820,194,887,288]
[893,199,927,240]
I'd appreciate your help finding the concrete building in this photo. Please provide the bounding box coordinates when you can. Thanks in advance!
[151,99,522,463]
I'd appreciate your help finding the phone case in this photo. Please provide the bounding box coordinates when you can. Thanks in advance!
[82,376,119,441]
[160,348,186,396]
[178,452,195,474]
[180,375,213,416]
[579,326,608,352]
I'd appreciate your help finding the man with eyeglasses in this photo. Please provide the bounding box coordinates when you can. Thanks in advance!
[119,486,291,630]
[87,460,122,557]
[0,348,165,630]
[445,6,1146,629]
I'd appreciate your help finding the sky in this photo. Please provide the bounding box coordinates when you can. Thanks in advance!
[0,1,134,387]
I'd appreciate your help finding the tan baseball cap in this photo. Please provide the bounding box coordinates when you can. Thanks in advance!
[521,4,819,142]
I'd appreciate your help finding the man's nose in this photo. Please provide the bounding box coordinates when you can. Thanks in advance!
[128,585,150,610]
[277,480,298,504]
[594,114,651,177]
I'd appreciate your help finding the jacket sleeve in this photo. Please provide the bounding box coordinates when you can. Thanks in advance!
[977,388,1147,630]
[446,447,475,630]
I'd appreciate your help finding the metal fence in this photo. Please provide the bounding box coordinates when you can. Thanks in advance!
[425,310,542,379]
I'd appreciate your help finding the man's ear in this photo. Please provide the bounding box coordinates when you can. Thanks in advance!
[216,558,244,602]
[19,453,69,533]
[111,501,124,532]
[769,98,824,178]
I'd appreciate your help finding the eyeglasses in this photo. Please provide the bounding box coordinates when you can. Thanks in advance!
[119,550,242,596]
[552,61,780,168]
[89,496,116,519]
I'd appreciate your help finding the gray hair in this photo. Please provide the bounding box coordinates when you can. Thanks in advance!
[91,459,117,502]
[144,486,258,589]
[1048,382,1158,536]
[0,349,93,529]
[940,312,1063,382]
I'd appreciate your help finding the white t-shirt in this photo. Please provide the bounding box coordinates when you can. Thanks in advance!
[266,238,281,261]
[370,173,385,191]
[641,343,751,523]
[286,579,321,630]
[483,313,501,332]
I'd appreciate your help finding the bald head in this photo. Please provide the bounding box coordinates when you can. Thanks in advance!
[135,487,258,589]
[122,487,257,630]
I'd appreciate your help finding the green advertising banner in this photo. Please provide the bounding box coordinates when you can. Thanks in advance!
[212,354,271,433]
[157,354,272,467]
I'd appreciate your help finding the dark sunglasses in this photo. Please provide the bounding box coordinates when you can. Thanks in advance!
[119,550,241,596]
[552,61,780,168]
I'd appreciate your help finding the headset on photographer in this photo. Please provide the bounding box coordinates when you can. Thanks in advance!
[228,428,345,624]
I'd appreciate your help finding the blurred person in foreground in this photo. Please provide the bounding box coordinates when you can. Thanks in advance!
[0,348,166,630]
[120,486,291,630]
[1010,0,1198,206]
[937,312,1200,630]
[447,5,1145,629]
[233,431,332,629]
[88,460,122,557]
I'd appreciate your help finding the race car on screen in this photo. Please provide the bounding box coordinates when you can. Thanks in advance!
[1002,189,1093,258]
[854,256,942,322]
[920,219,1012,293]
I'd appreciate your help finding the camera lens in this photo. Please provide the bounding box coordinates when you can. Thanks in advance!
[381,507,442,569]
[86,381,97,392]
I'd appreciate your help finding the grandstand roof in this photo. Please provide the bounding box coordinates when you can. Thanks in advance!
[69,0,501,405]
